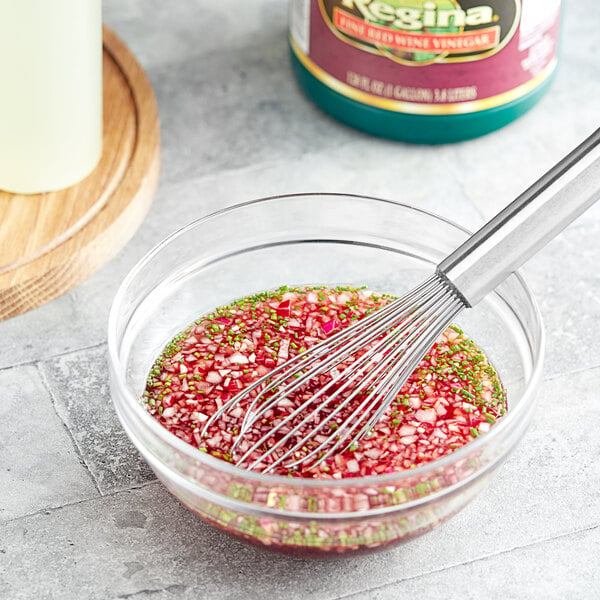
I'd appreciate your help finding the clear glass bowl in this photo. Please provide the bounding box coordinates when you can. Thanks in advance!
[108,193,544,558]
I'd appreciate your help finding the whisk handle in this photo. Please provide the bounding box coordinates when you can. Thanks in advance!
[438,128,600,307]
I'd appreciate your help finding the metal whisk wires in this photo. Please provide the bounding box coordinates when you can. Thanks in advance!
[201,273,465,473]
[201,126,600,474]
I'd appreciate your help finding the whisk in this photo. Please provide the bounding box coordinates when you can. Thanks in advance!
[202,128,600,473]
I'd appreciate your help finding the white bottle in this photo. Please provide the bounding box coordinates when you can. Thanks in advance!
[0,0,102,194]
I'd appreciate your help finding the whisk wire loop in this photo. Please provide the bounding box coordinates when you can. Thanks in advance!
[202,273,465,472]
[268,281,464,471]
[201,278,433,441]
[242,295,446,471]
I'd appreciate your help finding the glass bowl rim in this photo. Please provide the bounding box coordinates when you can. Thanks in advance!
[108,192,545,489]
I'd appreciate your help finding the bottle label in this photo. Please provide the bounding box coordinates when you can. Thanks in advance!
[289,0,560,114]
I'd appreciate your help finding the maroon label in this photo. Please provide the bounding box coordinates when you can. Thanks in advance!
[290,0,561,113]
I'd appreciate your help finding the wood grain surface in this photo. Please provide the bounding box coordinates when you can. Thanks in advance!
[0,25,160,321]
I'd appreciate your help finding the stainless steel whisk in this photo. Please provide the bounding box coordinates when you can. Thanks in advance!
[202,128,600,473]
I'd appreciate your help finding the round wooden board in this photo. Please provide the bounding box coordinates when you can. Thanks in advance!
[0,26,160,321]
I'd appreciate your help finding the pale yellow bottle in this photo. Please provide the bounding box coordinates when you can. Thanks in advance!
[0,0,102,194]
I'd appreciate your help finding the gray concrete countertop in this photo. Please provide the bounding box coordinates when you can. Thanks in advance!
[1,2,599,598]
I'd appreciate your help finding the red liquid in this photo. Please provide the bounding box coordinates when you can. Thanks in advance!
[145,286,506,479]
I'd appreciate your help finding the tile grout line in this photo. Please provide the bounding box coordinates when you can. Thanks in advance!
[115,583,188,599]
[451,157,488,225]
[0,480,160,527]
[35,362,104,497]
[330,522,600,600]
[0,340,108,373]
[543,362,600,383]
